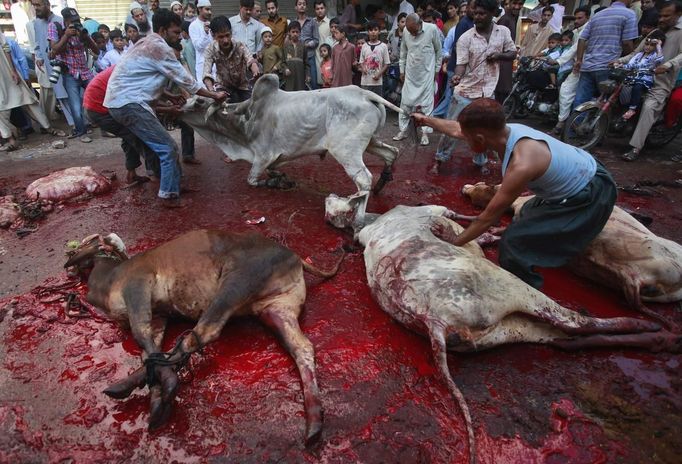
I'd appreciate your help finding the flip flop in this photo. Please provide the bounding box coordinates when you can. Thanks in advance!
[0,143,19,152]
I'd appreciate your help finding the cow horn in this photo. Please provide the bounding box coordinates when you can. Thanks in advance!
[64,234,102,268]
[103,233,129,260]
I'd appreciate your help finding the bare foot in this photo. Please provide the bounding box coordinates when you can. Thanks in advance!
[183,157,201,165]
[126,171,150,184]
[623,109,637,121]
[158,197,185,209]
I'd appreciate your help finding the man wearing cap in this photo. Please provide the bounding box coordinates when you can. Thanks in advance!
[104,9,227,206]
[230,0,265,57]
[261,0,287,47]
[129,2,153,37]
[189,0,213,81]
[47,6,99,142]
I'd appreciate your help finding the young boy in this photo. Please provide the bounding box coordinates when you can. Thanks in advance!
[100,29,126,69]
[617,32,665,121]
[283,21,308,91]
[180,21,196,81]
[98,24,113,51]
[319,43,333,88]
[542,30,574,85]
[536,32,563,88]
[260,26,284,77]
[124,23,140,50]
[359,21,390,96]
[331,24,355,87]
[92,32,108,72]
[203,16,254,102]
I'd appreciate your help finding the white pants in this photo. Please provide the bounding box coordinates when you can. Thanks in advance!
[0,103,50,139]
[558,72,580,122]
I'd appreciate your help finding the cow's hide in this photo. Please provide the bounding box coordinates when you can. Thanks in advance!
[26,167,111,202]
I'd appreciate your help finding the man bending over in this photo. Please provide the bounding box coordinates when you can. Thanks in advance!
[413,99,617,289]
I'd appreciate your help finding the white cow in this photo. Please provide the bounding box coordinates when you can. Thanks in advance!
[355,204,680,464]
[181,74,403,226]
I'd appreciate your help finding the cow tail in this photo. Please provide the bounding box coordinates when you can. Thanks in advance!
[429,326,476,464]
[365,91,406,115]
[301,251,345,279]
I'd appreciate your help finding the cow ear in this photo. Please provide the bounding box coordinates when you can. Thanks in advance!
[251,74,279,101]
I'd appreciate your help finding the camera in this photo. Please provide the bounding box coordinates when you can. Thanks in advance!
[48,59,67,84]
[70,20,83,33]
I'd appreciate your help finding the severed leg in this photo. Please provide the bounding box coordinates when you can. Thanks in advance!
[260,304,323,446]
[550,331,681,353]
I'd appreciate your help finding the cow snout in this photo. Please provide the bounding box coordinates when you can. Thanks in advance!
[194,98,207,108]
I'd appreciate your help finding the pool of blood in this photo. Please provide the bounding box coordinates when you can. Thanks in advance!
[0,143,680,463]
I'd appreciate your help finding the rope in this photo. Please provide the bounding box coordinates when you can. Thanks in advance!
[144,330,203,387]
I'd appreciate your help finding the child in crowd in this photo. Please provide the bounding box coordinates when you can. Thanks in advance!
[124,23,140,49]
[328,17,340,48]
[100,29,126,69]
[180,21,196,80]
[359,21,390,96]
[98,24,113,51]
[283,21,308,91]
[542,30,574,86]
[617,32,665,121]
[183,2,197,22]
[331,24,355,87]
[92,32,108,72]
[319,43,333,88]
[260,27,284,77]
[536,32,563,88]
[353,34,366,86]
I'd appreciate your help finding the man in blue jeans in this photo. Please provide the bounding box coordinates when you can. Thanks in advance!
[572,0,638,108]
[47,7,100,142]
[104,9,227,207]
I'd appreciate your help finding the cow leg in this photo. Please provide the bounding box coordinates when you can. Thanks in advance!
[335,155,372,226]
[621,273,675,329]
[259,304,323,446]
[247,159,271,187]
[104,315,168,400]
[550,331,682,353]
[366,138,399,195]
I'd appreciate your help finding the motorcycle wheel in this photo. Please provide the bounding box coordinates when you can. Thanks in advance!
[503,94,518,119]
[645,119,682,148]
[562,107,608,151]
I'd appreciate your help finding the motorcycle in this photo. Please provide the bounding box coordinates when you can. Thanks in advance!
[503,56,559,119]
[562,67,682,151]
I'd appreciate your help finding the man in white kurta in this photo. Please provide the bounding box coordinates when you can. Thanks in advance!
[394,14,442,146]
[189,0,214,81]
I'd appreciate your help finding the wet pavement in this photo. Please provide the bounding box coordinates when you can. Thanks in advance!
[0,113,680,463]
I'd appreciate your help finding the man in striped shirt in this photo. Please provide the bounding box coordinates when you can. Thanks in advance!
[573,0,638,107]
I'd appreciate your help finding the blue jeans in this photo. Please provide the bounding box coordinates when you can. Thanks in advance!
[307,54,317,90]
[572,69,611,109]
[109,104,181,198]
[62,73,91,136]
[436,92,488,166]
[433,71,455,118]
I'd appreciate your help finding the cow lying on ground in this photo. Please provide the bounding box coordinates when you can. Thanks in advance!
[180,74,402,227]
[462,183,682,324]
[64,230,343,444]
[355,204,680,464]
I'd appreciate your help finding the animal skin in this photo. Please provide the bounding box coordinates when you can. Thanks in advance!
[462,182,682,320]
[357,204,680,464]
[0,195,20,228]
[180,74,402,226]
[64,230,342,444]
[26,166,111,202]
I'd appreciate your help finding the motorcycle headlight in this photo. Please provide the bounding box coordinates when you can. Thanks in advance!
[598,79,617,95]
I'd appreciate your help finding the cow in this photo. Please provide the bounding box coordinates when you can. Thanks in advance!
[64,230,343,444]
[180,74,403,227]
[462,183,682,326]
[354,204,680,464]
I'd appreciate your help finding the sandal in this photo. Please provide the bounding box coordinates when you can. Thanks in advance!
[671,154,682,162]
[622,148,640,162]
[0,142,19,152]
[46,128,67,137]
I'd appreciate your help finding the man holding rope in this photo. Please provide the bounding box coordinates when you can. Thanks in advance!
[413,98,617,290]
[431,0,516,174]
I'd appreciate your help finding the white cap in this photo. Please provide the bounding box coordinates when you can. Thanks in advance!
[196,0,211,7]
[130,1,142,12]
[261,26,272,36]
[170,1,182,8]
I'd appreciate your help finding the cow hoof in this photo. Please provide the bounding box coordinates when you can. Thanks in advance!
[304,420,323,447]
[103,367,146,399]
[148,385,173,431]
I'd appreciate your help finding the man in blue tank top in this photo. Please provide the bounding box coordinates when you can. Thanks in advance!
[412,98,617,288]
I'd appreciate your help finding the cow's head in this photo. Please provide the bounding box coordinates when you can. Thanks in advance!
[325,193,367,229]
[64,233,128,278]
[461,182,500,208]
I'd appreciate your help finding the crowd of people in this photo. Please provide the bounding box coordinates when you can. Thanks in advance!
[1,0,682,180]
